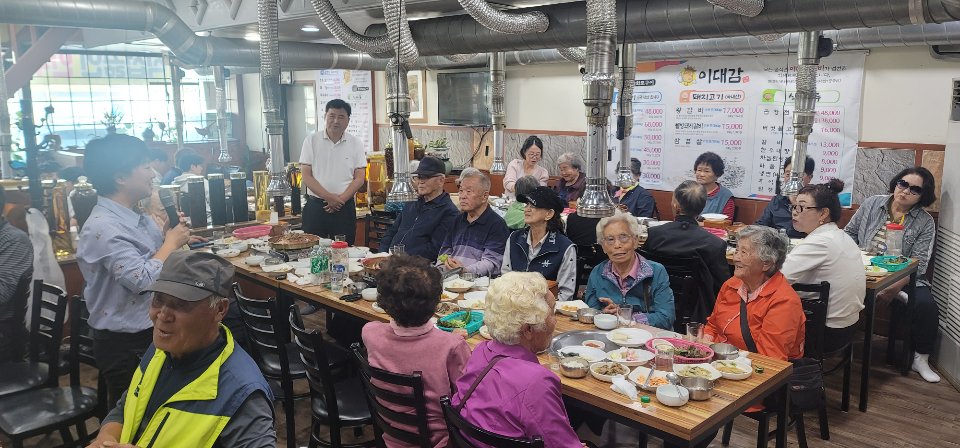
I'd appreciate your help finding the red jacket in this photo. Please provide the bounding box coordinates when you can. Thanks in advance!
[704,272,805,361]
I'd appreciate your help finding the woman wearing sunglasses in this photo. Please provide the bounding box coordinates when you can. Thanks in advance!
[780,179,866,353]
[843,167,941,382]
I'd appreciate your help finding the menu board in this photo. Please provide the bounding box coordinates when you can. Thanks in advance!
[314,70,375,151]
[612,52,865,199]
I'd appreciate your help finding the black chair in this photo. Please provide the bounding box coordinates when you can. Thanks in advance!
[0,295,106,448]
[440,396,544,448]
[233,284,310,448]
[0,280,68,398]
[574,243,606,297]
[0,272,31,364]
[290,306,374,448]
[365,212,397,252]
[720,281,833,448]
[638,249,704,332]
[351,343,432,448]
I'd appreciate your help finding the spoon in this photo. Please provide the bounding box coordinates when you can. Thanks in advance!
[665,372,683,396]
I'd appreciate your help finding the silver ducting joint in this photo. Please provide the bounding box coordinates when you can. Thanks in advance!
[616,43,636,188]
[578,0,617,219]
[310,0,392,54]
[259,0,291,197]
[783,31,821,197]
[490,52,507,174]
[382,0,419,66]
[707,0,764,17]
[444,53,480,63]
[386,58,417,204]
[457,0,549,34]
[0,37,12,179]
[214,66,232,164]
[557,47,586,64]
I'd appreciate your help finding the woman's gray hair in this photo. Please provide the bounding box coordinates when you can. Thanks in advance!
[737,225,787,276]
[557,152,584,171]
[484,272,551,345]
[595,210,642,243]
[514,175,540,198]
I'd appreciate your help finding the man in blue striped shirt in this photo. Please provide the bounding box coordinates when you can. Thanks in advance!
[437,169,509,277]
[0,188,33,362]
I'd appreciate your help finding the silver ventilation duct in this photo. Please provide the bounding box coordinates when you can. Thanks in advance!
[386,58,417,204]
[310,0,392,54]
[578,0,617,219]
[616,43,636,188]
[166,54,185,151]
[259,0,291,199]
[382,0,419,66]
[489,52,507,174]
[782,31,823,197]
[558,47,586,64]
[444,54,481,63]
[708,0,765,17]
[0,36,12,179]
[214,66,231,164]
[457,0,549,34]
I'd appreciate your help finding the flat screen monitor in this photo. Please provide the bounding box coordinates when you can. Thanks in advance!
[437,71,492,126]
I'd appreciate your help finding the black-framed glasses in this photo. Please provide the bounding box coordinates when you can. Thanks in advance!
[789,204,823,214]
[895,179,923,196]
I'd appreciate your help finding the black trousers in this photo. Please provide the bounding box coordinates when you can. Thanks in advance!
[91,327,154,406]
[302,196,357,245]
[911,285,939,355]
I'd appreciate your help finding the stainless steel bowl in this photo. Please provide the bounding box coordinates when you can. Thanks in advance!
[577,308,598,324]
[559,356,590,379]
[710,343,740,361]
[680,376,715,401]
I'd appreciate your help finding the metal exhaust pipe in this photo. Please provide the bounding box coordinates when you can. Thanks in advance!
[386,58,417,205]
[616,43,636,188]
[214,66,231,164]
[490,52,506,174]
[259,0,291,200]
[782,31,824,196]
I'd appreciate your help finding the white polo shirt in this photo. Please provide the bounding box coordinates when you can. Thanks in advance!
[298,130,366,197]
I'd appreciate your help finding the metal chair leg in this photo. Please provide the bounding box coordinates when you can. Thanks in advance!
[282,378,297,448]
[818,390,831,440]
[637,431,648,448]
[795,414,808,448]
[757,414,770,448]
[841,345,853,412]
[721,420,734,445]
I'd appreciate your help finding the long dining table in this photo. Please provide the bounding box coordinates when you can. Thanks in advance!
[224,252,793,448]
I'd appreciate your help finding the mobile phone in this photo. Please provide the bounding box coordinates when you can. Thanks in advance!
[341,294,362,302]
[274,274,287,280]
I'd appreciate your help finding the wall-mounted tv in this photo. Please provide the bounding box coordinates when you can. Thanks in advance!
[437,71,492,126]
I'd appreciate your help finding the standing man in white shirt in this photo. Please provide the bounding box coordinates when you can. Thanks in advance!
[298,99,366,244]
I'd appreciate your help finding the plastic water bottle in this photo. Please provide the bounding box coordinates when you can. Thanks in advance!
[310,245,329,286]
[329,241,349,293]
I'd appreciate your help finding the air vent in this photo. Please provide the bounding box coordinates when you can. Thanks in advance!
[932,226,960,345]
[952,79,960,122]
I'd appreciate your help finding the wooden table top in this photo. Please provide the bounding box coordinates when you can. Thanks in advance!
[251,264,792,443]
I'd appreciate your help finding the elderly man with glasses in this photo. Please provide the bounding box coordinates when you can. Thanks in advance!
[378,157,459,261]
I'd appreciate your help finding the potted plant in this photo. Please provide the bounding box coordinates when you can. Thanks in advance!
[100,108,124,134]
[427,138,452,174]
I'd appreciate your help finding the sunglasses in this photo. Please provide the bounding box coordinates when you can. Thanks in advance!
[895,179,923,196]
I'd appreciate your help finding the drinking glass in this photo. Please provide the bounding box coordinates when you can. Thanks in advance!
[334,234,346,243]
[686,322,704,342]
[654,346,674,372]
[547,351,561,371]
[462,273,477,282]
[390,244,406,255]
[618,306,635,327]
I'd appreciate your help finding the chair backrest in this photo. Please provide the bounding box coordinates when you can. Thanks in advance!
[793,281,830,361]
[440,396,544,448]
[232,283,293,380]
[67,295,108,418]
[1,271,33,361]
[288,305,340,421]
[574,243,606,294]
[366,213,397,252]
[351,343,431,448]
[638,249,705,330]
[28,280,69,385]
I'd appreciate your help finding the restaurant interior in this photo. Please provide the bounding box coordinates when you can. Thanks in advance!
[1,0,960,447]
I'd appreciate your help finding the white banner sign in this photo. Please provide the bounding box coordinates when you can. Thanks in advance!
[315,70,375,151]
[614,51,865,201]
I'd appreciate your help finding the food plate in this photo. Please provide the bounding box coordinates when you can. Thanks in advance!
[864,265,889,277]
[457,297,486,310]
[643,337,714,364]
[371,302,386,314]
[261,263,292,273]
[555,300,589,316]
[589,362,630,382]
[557,346,607,363]
[215,248,241,258]
[444,279,475,293]
[436,311,483,335]
[232,225,272,240]
[435,302,461,317]
[479,325,492,339]
[440,291,459,302]
[605,347,655,366]
[606,328,653,347]
[711,360,752,380]
[628,366,671,391]
[700,213,729,221]
[674,363,722,381]
[647,338,675,351]
[348,246,370,258]
[268,233,321,250]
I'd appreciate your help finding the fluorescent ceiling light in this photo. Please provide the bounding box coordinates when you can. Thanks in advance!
[244,32,261,42]
[301,24,321,33]
[196,31,211,37]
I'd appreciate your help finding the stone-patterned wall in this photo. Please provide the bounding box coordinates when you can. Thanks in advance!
[853,146,945,212]
[502,133,587,176]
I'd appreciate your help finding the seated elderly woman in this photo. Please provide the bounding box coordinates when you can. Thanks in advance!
[704,225,805,361]
[362,255,471,447]
[554,152,587,203]
[843,166,940,383]
[502,186,577,301]
[584,211,676,330]
[451,272,586,448]
[504,175,541,230]
[781,179,865,354]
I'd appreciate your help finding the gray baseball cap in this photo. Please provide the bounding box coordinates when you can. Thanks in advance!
[140,251,235,301]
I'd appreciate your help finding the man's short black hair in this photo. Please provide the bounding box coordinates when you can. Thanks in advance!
[177,152,205,172]
[783,155,815,176]
[325,99,352,116]
[84,134,149,196]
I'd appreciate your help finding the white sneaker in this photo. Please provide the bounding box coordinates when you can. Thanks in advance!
[912,353,941,383]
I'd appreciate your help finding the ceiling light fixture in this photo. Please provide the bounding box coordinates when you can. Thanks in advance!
[196,31,211,37]
[301,24,321,33]
[244,32,261,42]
